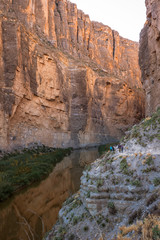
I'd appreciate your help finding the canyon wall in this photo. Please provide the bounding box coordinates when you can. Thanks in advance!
[139,0,160,116]
[0,0,144,150]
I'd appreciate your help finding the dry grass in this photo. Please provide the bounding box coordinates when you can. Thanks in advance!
[117,215,160,240]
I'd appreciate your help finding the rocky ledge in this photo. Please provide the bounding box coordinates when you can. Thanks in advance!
[45,109,160,240]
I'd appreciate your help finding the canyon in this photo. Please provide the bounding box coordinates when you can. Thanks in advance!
[0,0,144,151]
[45,1,160,239]
[0,0,160,240]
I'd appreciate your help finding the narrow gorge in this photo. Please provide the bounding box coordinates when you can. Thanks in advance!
[0,0,160,240]
[43,0,160,239]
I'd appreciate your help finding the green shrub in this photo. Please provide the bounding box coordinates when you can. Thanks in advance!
[157,134,160,140]
[105,218,109,223]
[86,191,90,198]
[58,226,66,234]
[142,167,155,173]
[107,201,117,215]
[153,178,160,186]
[96,215,103,224]
[72,216,79,225]
[97,178,104,188]
[152,225,160,240]
[120,158,130,175]
[0,183,14,201]
[131,180,141,187]
[0,147,72,202]
[101,222,106,228]
[63,196,74,206]
[146,156,154,165]
[83,226,89,231]
[132,130,140,138]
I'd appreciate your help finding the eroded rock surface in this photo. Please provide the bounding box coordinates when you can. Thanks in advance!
[0,0,144,150]
[139,0,160,116]
[47,109,160,240]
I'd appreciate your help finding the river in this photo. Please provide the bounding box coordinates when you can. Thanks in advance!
[0,147,99,240]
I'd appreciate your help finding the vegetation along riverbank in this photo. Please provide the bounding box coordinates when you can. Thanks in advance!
[0,146,72,202]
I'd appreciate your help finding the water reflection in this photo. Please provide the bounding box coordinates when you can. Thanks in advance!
[0,148,99,240]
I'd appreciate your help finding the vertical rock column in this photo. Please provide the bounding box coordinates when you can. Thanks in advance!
[139,0,160,115]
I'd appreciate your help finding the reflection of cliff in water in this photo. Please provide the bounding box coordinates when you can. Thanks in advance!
[0,148,99,240]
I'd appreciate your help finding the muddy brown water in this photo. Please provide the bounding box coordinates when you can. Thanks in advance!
[0,148,99,240]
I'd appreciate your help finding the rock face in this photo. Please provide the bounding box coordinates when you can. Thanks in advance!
[47,109,160,240]
[0,0,144,150]
[139,0,160,116]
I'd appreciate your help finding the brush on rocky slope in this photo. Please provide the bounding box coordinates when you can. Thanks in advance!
[44,109,160,240]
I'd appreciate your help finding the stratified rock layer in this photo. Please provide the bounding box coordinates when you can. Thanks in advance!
[0,0,144,150]
[139,0,160,116]
[47,109,160,240]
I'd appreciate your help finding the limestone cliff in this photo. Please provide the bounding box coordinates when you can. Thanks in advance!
[139,0,160,116]
[0,0,144,150]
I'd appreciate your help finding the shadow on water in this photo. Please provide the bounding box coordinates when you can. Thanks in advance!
[0,147,99,240]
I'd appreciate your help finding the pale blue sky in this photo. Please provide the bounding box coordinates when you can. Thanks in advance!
[70,0,146,42]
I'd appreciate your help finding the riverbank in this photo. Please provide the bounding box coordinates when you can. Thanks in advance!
[0,142,114,203]
[0,147,100,240]
[0,146,72,202]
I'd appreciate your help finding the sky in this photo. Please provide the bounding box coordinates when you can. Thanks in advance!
[70,0,146,42]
